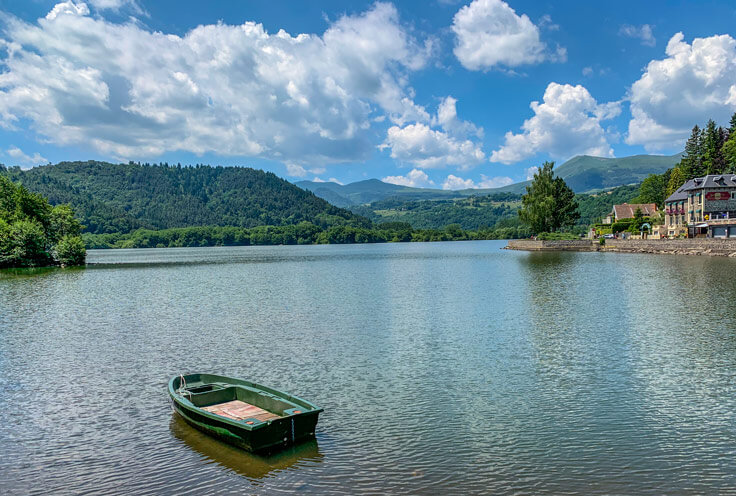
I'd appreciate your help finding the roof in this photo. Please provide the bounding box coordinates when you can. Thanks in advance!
[666,174,736,203]
[665,179,694,202]
[613,203,658,219]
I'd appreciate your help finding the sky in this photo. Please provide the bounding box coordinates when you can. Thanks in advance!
[0,1,735,190]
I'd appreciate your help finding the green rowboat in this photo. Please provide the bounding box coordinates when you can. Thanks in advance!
[169,373,322,453]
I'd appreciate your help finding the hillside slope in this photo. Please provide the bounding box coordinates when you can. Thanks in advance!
[493,153,683,194]
[297,153,682,205]
[296,178,457,205]
[2,161,367,234]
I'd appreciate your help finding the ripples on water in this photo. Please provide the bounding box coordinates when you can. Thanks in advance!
[1,242,736,494]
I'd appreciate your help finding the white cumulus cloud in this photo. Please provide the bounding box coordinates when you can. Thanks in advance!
[432,95,482,138]
[442,174,513,190]
[627,32,736,151]
[619,24,656,47]
[0,2,431,165]
[383,169,435,188]
[384,123,485,169]
[5,146,48,169]
[524,166,539,180]
[451,0,564,71]
[490,82,620,164]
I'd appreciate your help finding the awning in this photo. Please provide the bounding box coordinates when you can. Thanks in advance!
[695,223,708,228]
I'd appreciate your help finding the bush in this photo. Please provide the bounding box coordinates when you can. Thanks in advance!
[54,235,86,266]
[537,232,578,240]
[0,219,52,267]
[611,220,632,233]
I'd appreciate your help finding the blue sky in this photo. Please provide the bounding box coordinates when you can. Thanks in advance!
[0,0,735,189]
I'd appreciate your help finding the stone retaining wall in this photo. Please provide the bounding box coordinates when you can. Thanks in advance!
[506,240,598,251]
[604,239,736,256]
[506,238,736,257]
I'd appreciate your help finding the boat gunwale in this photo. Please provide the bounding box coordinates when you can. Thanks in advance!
[168,373,323,432]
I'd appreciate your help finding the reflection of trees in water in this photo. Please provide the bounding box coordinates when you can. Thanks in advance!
[169,414,323,480]
[516,252,736,488]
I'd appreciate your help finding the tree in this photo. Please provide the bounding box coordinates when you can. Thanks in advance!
[723,112,736,173]
[0,175,85,268]
[666,167,687,197]
[519,161,579,234]
[54,235,87,266]
[702,119,726,174]
[637,173,666,208]
[724,132,736,173]
[680,125,704,178]
[629,207,646,233]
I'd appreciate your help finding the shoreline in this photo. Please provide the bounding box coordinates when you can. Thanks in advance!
[505,239,736,257]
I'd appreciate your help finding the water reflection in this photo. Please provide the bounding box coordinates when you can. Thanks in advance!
[169,415,323,480]
[3,242,736,494]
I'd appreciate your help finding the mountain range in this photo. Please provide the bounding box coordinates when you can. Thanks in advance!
[296,153,683,206]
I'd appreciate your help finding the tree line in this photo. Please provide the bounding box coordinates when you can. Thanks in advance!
[83,222,534,249]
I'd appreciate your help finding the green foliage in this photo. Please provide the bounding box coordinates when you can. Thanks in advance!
[574,184,640,225]
[702,119,727,175]
[536,232,578,240]
[1,161,367,234]
[82,222,533,249]
[518,161,580,234]
[0,175,85,268]
[667,167,687,196]
[628,208,649,233]
[633,171,671,208]
[54,235,87,266]
[680,125,704,178]
[0,219,51,267]
[611,220,633,233]
[724,131,736,173]
[349,193,522,230]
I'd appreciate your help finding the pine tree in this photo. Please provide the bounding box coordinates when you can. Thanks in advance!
[724,120,736,173]
[680,125,704,179]
[702,119,726,175]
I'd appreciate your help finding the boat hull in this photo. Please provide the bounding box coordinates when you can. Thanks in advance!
[169,374,321,454]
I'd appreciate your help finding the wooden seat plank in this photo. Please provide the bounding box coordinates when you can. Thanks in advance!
[202,400,282,422]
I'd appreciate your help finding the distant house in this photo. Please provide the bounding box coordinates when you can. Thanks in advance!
[603,203,658,224]
[664,174,736,238]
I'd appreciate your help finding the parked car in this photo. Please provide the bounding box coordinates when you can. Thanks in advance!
[604,234,615,239]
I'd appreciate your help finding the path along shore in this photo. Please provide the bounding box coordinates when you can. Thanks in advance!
[505,239,736,257]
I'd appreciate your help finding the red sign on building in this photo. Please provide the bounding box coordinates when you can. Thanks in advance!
[705,191,731,201]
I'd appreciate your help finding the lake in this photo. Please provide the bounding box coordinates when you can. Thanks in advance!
[1,240,735,494]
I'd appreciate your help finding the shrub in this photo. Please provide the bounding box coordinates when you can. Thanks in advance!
[54,235,86,266]
[537,232,578,240]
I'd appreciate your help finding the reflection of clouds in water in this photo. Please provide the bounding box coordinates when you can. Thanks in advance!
[4,243,736,494]
[169,414,323,481]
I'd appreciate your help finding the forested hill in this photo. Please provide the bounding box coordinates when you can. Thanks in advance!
[0,161,367,234]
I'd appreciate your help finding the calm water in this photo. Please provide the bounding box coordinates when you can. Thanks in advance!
[1,241,736,495]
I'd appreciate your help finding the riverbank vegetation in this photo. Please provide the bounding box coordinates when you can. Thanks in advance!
[83,222,532,249]
[0,176,86,267]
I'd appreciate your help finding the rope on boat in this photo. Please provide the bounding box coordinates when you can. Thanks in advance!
[178,374,191,400]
